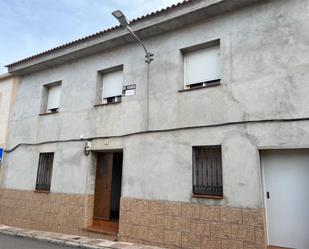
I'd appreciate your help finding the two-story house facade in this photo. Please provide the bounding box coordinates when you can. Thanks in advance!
[1,1,309,248]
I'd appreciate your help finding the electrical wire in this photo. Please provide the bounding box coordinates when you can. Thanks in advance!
[4,117,309,153]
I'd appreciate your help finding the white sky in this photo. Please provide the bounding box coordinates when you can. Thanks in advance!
[0,0,183,73]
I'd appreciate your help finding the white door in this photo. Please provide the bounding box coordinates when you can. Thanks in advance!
[261,150,309,249]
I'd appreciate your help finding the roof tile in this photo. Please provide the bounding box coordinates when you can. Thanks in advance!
[6,0,192,67]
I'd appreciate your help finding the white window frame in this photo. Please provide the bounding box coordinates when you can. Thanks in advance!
[183,41,221,89]
[45,82,61,113]
[101,68,124,104]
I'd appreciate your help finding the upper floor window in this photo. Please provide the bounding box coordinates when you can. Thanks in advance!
[184,42,220,89]
[193,146,223,198]
[41,82,61,114]
[101,69,123,104]
[47,84,61,112]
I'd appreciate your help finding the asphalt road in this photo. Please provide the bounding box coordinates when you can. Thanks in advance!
[0,234,76,249]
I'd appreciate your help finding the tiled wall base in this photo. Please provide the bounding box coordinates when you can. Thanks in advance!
[119,198,266,249]
[0,189,266,248]
[0,188,105,238]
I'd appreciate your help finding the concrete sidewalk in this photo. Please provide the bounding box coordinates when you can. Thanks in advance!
[0,225,163,249]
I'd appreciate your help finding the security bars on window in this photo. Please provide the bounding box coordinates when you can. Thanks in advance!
[35,152,54,191]
[193,146,223,197]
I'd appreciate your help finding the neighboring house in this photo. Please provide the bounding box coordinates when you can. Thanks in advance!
[0,73,18,149]
[1,0,309,249]
[0,73,19,191]
[0,72,19,174]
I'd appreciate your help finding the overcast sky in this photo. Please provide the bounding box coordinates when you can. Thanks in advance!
[0,0,182,73]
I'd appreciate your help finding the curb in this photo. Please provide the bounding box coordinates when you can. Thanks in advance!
[0,229,104,249]
[0,225,163,249]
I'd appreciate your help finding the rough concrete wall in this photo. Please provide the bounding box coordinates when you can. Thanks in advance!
[2,142,92,193]
[122,121,309,209]
[7,47,148,146]
[7,0,309,146]
[3,0,309,208]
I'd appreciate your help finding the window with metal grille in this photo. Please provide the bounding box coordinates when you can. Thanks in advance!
[193,146,223,197]
[35,153,54,191]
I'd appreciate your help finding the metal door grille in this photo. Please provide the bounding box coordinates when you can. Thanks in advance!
[193,146,223,196]
[36,153,54,191]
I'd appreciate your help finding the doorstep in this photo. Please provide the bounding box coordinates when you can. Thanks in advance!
[0,224,163,249]
[84,218,119,236]
[83,226,117,236]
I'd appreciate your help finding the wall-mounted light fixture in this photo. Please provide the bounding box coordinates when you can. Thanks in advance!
[84,141,91,156]
[112,10,154,63]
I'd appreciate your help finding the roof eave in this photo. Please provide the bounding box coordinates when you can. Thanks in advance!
[7,0,259,75]
[0,72,12,80]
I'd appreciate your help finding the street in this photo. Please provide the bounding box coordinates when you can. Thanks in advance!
[0,234,77,249]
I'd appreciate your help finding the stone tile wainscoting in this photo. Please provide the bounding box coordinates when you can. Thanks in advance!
[119,198,266,249]
[0,189,266,248]
[0,188,104,238]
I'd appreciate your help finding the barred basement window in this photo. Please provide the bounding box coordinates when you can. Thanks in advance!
[35,153,54,191]
[193,146,223,197]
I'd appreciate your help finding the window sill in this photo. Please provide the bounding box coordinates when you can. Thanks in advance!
[179,81,221,93]
[34,190,50,194]
[94,102,121,107]
[192,194,223,199]
[39,111,59,116]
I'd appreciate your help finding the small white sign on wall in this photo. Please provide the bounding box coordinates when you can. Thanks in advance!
[123,84,136,96]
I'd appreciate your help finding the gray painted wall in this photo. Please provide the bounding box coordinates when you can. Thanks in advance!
[3,0,309,208]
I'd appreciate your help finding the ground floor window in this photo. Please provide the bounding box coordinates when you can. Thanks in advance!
[193,146,223,197]
[35,152,54,191]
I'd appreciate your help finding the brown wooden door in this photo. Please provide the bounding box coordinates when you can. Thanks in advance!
[94,153,113,220]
